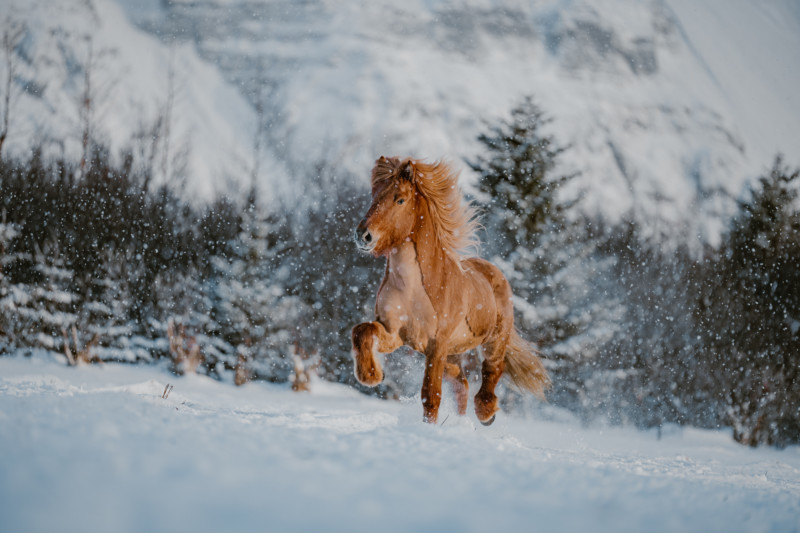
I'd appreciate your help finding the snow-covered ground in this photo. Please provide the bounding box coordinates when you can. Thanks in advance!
[1,355,798,533]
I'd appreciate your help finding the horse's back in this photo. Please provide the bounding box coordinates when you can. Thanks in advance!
[462,257,513,305]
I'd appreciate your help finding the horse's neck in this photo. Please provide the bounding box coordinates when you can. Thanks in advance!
[386,241,423,282]
[404,215,460,300]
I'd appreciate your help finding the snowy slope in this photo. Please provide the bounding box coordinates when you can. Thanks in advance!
[1,355,799,533]
[4,0,799,235]
[3,0,280,200]
[668,0,800,163]
[122,0,800,241]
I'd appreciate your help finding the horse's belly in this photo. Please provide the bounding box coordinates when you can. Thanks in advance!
[398,318,433,351]
[447,319,482,353]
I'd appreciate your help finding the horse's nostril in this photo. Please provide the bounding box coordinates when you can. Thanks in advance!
[363,231,372,243]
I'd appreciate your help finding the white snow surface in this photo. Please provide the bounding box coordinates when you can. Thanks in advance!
[1,355,799,533]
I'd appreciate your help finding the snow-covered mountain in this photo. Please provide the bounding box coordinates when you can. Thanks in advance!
[2,0,275,199]
[4,0,799,239]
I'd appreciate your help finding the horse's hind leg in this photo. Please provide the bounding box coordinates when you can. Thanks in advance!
[444,354,468,416]
[351,321,401,387]
[474,336,507,425]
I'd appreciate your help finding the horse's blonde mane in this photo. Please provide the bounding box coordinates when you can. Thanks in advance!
[371,156,480,261]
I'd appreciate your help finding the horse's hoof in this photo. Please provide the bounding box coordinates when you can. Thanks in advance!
[479,414,496,426]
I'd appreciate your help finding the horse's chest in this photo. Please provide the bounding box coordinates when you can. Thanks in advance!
[375,255,436,347]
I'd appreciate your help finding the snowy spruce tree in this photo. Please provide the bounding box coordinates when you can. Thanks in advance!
[281,167,384,386]
[8,247,80,358]
[470,97,575,257]
[0,215,22,352]
[77,247,156,363]
[469,96,605,408]
[590,221,704,428]
[207,189,304,383]
[696,155,800,446]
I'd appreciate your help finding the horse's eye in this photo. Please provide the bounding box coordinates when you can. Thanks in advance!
[396,198,405,205]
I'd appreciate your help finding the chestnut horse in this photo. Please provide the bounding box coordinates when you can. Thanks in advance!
[351,156,550,425]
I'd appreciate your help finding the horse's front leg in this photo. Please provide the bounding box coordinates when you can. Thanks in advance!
[351,321,401,386]
[421,341,447,423]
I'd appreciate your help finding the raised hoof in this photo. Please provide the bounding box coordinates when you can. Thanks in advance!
[355,364,384,387]
[479,414,496,427]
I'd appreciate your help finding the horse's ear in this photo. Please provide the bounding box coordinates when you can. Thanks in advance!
[398,161,415,183]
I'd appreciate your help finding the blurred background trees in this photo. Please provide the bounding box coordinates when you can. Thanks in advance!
[0,96,797,446]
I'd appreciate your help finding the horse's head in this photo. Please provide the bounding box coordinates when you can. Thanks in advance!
[355,156,420,256]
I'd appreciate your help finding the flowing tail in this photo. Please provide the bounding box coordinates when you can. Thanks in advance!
[504,330,551,399]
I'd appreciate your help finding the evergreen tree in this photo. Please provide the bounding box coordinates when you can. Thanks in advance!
[79,246,154,362]
[208,191,303,382]
[469,96,605,409]
[1,243,80,358]
[281,168,383,386]
[0,215,21,352]
[470,96,576,256]
[697,155,800,446]
[591,221,705,428]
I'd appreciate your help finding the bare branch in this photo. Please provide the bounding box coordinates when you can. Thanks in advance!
[167,318,204,375]
[61,328,76,366]
[0,18,25,158]
[289,343,319,392]
[79,37,93,174]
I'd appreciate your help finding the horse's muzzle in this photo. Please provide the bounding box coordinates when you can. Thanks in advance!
[354,219,374,252]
